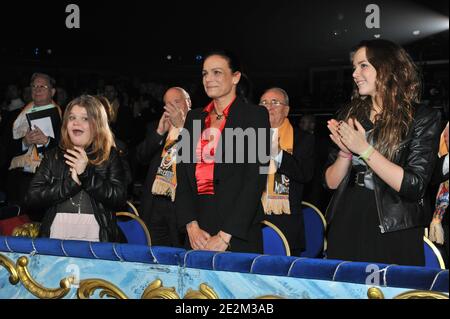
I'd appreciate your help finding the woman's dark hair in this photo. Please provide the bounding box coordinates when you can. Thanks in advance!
[203,50,253,103]
[237,73,254,104]
[204,49,242,73]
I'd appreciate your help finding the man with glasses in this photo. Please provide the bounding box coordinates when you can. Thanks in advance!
[19,73,61,148]
[6,73,61,221]
[259,87,315,256]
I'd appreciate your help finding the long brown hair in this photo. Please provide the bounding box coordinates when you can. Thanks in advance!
[60,95,115,166]
[340,39,420,160]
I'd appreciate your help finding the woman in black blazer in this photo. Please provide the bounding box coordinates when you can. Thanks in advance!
[176,50,271,253]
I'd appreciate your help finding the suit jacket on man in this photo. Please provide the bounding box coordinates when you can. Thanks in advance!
[136,122,169,226]
[264,126,315,255]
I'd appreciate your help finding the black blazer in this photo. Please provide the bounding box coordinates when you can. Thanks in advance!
[175,97,271,253]
[136,122,169,226]
[264,127,315,253]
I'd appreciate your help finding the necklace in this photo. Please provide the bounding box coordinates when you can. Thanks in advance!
[213,108,225,120]
[70,191,83,214]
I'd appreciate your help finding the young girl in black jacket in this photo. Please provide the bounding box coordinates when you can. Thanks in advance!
[325,39,441,266]
[26,95,127,242]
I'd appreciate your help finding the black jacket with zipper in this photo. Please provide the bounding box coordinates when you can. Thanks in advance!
[324,104,442,233]
[25,147,127,242]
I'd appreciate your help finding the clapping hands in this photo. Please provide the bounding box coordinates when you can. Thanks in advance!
[64,146,89,185]
[328,118,370,155]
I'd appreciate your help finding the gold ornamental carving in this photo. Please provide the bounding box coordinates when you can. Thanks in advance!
[16,256,74,299]
[184,283,219,299]
[368,287,449,299]
[0,253,19,285]
[12,223,41,239]
[394,290,449,299]
[141,279,180,299]
[77,279,129,299]
[367,287,385,299]
[256,295,285,299]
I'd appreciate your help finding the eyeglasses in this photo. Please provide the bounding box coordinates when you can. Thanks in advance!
[31,84,50,91]
[259,99,287,107]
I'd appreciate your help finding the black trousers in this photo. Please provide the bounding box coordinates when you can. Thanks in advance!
[148,195,184,248]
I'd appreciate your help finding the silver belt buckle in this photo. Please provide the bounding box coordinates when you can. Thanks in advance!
[355,171,365,187]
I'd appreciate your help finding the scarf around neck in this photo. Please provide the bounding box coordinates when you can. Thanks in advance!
[151,127,180,201]
[262,118,294,215]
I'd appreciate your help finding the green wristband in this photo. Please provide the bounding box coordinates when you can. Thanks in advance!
[358,145,374,161]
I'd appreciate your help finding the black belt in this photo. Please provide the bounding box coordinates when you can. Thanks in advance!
[348,166,368,188]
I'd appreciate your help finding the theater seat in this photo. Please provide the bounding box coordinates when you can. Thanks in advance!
[300,201,327,258]
[116,212,151,246]
[125,201,140,216]
[262,220,291,256]
[424,236,446,269]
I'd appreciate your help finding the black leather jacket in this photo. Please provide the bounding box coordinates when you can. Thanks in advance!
[325,104,442,233]
[26,147,127,242]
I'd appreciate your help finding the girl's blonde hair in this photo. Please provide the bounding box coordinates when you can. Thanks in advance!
[60,95,115,166]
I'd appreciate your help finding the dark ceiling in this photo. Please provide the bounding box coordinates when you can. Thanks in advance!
[0,0,448,73]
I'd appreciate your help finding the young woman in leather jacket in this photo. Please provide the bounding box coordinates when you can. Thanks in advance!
[324,39,441,266]
[26,95,127,242]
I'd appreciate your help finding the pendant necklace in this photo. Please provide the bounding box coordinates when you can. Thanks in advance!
[70,191,83,214]
[213,108,225,120]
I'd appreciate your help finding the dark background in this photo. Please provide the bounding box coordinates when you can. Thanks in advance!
[0,0,448,110]
[0,0,448,214]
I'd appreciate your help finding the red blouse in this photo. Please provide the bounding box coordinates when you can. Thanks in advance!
[195,98,235,195]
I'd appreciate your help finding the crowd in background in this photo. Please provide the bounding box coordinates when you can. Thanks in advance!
[0,42,448,268]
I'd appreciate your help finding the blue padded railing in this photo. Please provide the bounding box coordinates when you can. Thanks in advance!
[0,236,183,266]
[0,236,448,293]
